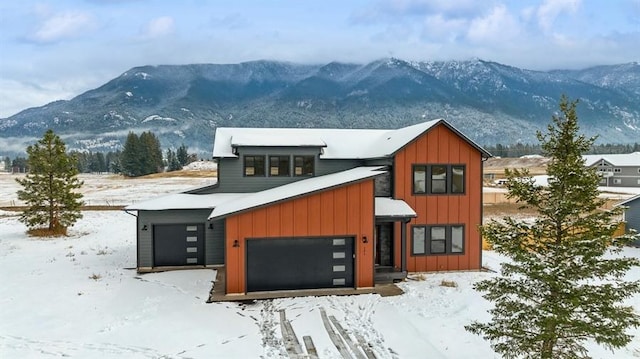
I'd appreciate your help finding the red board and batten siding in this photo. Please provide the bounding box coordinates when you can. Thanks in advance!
[394,123,483,272]
[225,180,375,295]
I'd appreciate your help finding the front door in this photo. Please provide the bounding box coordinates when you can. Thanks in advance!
[375,223,393,267]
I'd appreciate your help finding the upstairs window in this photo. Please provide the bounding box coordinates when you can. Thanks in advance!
[413,164,465,195]
[244,155,265,177]
[269,156,290,177]
[294,156,314,176]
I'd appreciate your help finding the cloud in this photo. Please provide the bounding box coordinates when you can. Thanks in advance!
[29,10,96,43]
[467,5,520,43]
[350,0,484,24]
[140,16,175,39]
[536,0,581,32]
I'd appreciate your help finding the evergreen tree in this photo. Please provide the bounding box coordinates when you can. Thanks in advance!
[466,96,640,358]
[16,129,84,236]
[139,131,162,175]
[176,144,189,167]
[121,132,141,176]
[12,156,28,173]
[166,148,182,171]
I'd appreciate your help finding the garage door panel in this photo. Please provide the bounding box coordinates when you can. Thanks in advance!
[153,224,204,266]
[246,237,354,292]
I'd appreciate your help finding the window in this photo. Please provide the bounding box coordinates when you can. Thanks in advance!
[431,165,447,193]
[269,156,290,176]
[412,225,465,255]
[614,168,621,173]
[413,165,466,195]
[412,227,426,254]
[294,156,314,176]
[244,155,265,176]
[451,165,465,193]
[613,178,622,185]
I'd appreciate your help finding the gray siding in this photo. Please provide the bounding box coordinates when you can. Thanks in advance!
[593,164,640,187]
[213,146,364,193]
[136,209,224,268]
[626,199,640,233]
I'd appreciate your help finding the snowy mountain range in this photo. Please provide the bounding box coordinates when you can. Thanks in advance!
[1,59,639,155]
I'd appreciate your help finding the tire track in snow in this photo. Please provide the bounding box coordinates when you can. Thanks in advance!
[327,295,398,359]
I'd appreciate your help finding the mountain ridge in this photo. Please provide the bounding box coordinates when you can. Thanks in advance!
[1,59,639,156]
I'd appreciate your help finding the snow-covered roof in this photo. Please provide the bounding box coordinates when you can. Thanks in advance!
[375,198,417,218]
[230,133,327,148]
[212,119,491,160]
[125,193,243,211]
[583,152,640,167]
[615,193,640,207]
[208,167,386,219]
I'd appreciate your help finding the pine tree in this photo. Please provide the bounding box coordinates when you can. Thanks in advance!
[166,148,182,171]
[16,129,84,236]
[121,132,141,177]
[466,96,640,358]
[176,144,189,167]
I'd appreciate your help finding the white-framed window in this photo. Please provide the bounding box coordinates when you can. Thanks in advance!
[614,168,621,173]
[613,178,622,185]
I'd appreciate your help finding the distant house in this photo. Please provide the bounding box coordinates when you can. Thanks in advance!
[126,119,491,298]
[616,194,640,246]
[583,152,640,187]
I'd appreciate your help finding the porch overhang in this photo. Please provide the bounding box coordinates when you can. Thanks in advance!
[374,197,417,222]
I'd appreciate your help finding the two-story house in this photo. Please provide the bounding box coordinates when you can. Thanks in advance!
[583,152,640,187]
[126,119,491,297]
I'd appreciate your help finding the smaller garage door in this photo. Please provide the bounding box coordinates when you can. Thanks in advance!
[246,237,354,292]
[153,224,204,266]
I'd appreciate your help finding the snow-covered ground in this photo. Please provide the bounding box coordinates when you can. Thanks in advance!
[1,211,639,358]
[0,173,215,207]
[1,173,640,358]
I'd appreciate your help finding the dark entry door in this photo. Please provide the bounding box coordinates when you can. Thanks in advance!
[246,237,354,292]
[153,224,205,266]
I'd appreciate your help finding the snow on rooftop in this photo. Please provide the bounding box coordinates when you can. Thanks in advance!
[208,167,385,219]
[213,119,446,159]
[375,198,417,218]
[583,152,640,167]
[230,133,327,148]
[125,193,243,211]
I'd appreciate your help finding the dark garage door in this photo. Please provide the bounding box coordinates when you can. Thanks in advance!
[153,224,204,266]
[246,237,354,292]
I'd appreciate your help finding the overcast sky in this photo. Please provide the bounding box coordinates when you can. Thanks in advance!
[0,0,639,118]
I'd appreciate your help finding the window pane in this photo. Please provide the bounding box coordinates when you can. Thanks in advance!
[430,240,446,254]
[431,165,447,193]
[414,166,426,193]
[431,226,446,240]
[451,226,464,253]
[294,156,314,176]
[244,156,265,176]
[412,227,426,254]
[451,165,464,193]
[269,156,289,176]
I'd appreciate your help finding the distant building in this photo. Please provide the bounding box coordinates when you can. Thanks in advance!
[583,152,640,187]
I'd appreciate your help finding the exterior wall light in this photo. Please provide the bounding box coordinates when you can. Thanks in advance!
[232,239,240,247]
[141,224,148,231]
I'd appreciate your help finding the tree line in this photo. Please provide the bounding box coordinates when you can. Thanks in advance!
[483,142,640,158]
[4,131,198,176]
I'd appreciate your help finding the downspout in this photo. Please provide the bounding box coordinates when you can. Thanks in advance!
[480,156,489,270]
[401,218,410,273]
